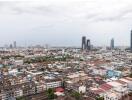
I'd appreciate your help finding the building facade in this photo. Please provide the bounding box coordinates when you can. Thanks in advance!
[82,36,86,50]
[111,38,114,49]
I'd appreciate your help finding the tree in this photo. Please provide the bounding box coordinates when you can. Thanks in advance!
[62,81,65,89]
[16,96,26,100]
[129,73,132,78]
[128,92,132,100]
[40,68,45,72]
[102,75,107,80]
[47,88,56,100]
[71,92,81,100]
[128,92,132,96]
[96,96,104,100]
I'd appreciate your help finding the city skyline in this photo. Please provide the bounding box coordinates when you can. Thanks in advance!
[0,1,132,100]
[0,0,132,46]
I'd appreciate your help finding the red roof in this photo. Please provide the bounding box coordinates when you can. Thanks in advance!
[55,87,64,92]
[100,83,113,91]
[92,89,105,94]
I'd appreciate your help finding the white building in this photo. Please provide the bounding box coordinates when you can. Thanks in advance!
[79,85,86,93]
[45,79,62,89]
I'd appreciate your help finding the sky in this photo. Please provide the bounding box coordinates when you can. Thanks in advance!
[0,0,132,47]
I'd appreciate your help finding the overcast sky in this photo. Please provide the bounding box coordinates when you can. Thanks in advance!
[0,0,132,47]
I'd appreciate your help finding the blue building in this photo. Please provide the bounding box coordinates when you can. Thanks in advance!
[107,70,122,78]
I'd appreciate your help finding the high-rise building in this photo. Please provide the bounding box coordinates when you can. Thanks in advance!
[82,36,86,50]
[9,44,13,49]
[13,41,16,48]
[131,30,132,53]
[87,39,91,50]
[110,38,114,49]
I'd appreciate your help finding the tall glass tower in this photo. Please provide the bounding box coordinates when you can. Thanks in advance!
[87,39,91,50]
[82,36,86,50]
[111,38,114,49]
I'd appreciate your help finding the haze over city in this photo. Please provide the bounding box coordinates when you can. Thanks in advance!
[1,1,132,100]
[0,0,132,46]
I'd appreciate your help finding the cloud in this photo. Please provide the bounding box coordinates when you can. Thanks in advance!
[0,0,132,22]
[0,0,132,46]
[0,2,52,15]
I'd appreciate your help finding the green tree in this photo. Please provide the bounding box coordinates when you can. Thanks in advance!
[47,88,56,100]
[71,92,81,100]
[96,96,104,100]
[129,73,132,78]
[16,96,26,100]
[62,81,65,89]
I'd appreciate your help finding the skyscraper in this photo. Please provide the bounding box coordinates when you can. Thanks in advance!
[13,41,16,48]
[131,30,132,53]
[9,44,13,49]
[87,39,91,50]
[110,38,114,49]
[82,36,86,50]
